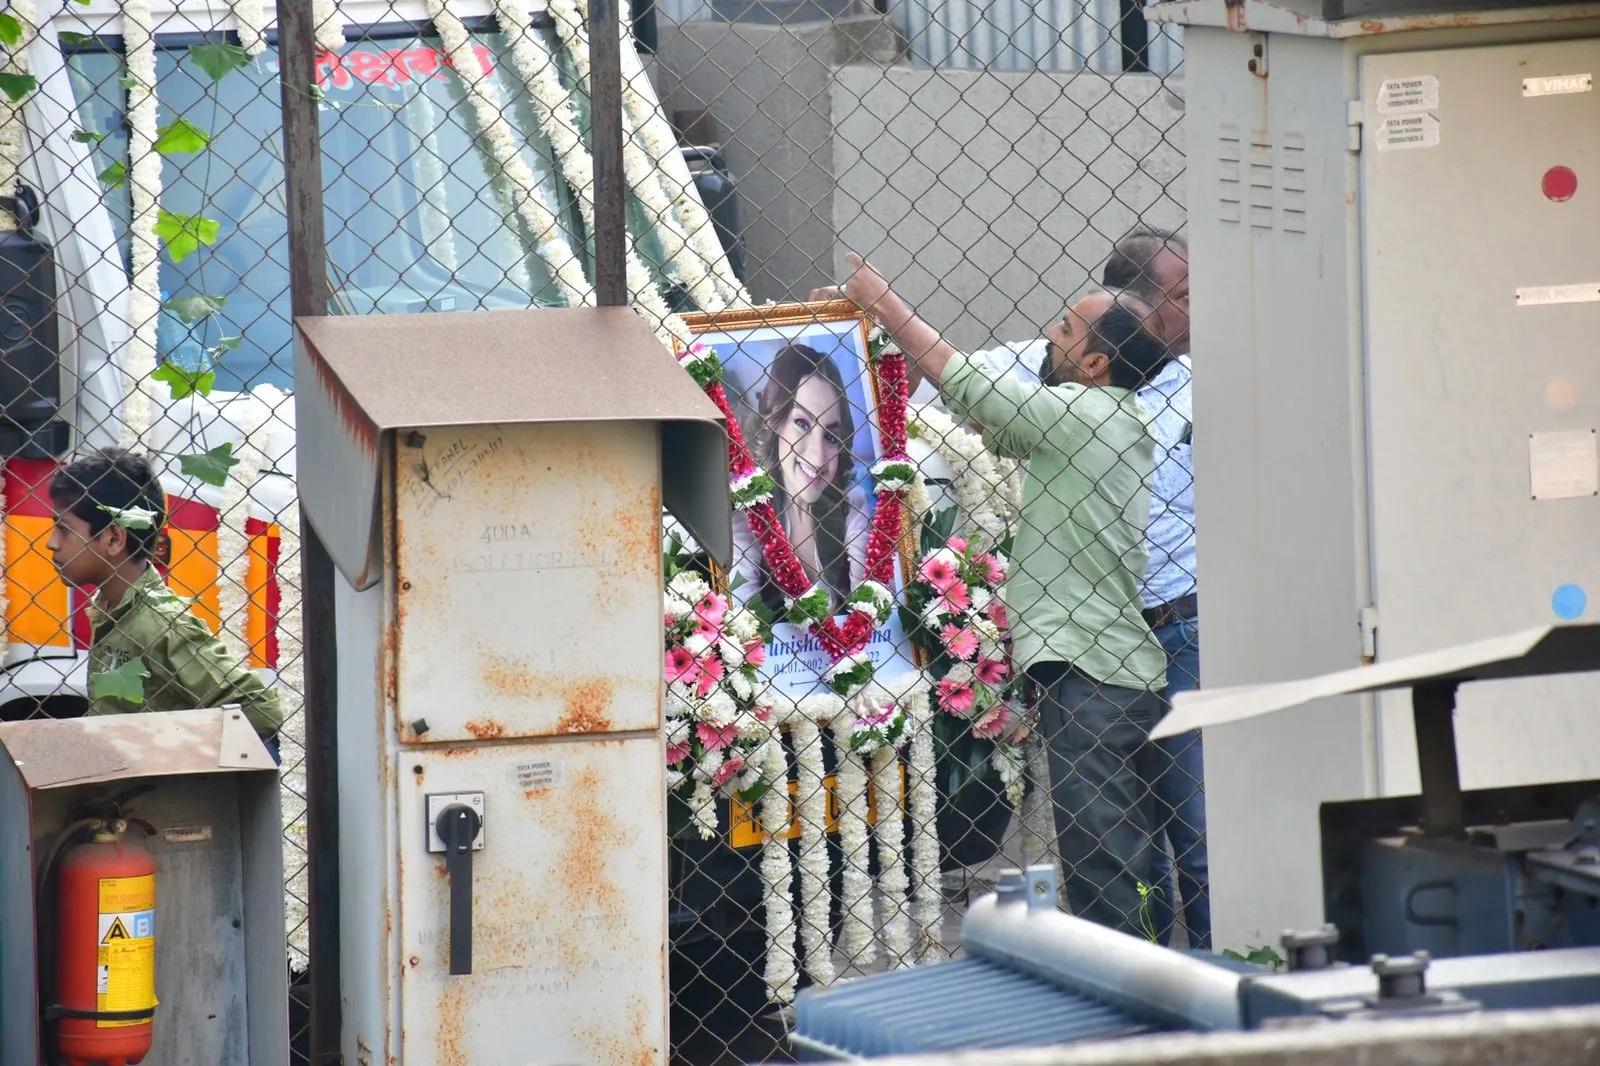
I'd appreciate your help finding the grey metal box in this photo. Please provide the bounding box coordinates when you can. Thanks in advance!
[1148,0,1600,951]
[0,709,287,1066]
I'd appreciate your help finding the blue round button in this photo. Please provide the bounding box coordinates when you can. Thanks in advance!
[1552,584,1587,621]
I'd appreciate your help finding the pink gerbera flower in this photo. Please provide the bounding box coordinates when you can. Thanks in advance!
[918,555,961,591]
[986,600,1010,632]
[975,657,1009,685]
[666,646,697,684]
[939,583,972,614]
[695,593,729,629]
[974,553,1006,585]
[696,722,740,751]
[936,678,977,715]
[744,641,767,667]
[940,624,980,661]
[712,755,747,789]
[947,536,969,554]
[693,654,726,698]
[666,740,693,765]
[972,703,1014,739]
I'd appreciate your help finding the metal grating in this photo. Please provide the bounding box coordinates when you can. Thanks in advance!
[791,956,1175,1058]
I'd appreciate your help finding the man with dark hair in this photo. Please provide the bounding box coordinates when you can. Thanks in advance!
[1103,226,1209,951]
[826,253,1171,935]
[47,447,284,746]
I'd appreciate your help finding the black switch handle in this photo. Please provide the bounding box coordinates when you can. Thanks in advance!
[438,804,481,975]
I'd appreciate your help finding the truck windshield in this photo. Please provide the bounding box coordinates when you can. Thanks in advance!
[66,28,665,392]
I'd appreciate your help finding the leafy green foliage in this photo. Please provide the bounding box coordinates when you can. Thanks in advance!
[91,658,149,705]
[154,210,220,263]
[57,31,97,47]
[153,118,210,155]
[179,443,240,487]
[72,129,106,145]
[0,72,38,102]
[97,161,126,190]
[0,13,23,48]
[152,361,216,401]
[187,42,249,82]
[163,293,227,323]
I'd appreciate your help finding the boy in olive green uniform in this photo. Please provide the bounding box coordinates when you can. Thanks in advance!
[47,448,283,751]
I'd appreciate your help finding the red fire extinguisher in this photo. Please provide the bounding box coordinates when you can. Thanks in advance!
[53,820,159,1066]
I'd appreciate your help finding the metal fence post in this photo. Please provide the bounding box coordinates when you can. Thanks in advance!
[589,0,628,306]
[274,0,340,1061]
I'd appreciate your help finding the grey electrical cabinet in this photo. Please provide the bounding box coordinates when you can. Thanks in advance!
[1146,0,1600,952]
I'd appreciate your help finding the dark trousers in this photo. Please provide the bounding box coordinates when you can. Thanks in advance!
[1033,663,1167,938]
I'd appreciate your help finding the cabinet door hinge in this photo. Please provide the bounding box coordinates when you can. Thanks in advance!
[1359,605,1379,663]
[1347,100,1363,154]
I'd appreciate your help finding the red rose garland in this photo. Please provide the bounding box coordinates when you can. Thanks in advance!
[695,347,911,663]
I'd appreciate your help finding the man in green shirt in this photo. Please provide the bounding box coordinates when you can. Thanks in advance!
[833,254,1170,934]
[47,448,285,748]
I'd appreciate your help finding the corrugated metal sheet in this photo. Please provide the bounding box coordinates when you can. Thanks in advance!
[792,957,1170,1058]
[893,0,1183,74]
[653,0,1184,75]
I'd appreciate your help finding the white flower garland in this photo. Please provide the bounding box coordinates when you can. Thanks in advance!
[758,735,798,1003]
[122,0,160,445]
[907,705,944,963]
[613,18,748,309]
[494,0,688,348]
[871,742,913,966]
[426,0,594,308]
[231,0,268,58]
[909,402,1025,547]
[830,715,876,968]
[310,0,345,54]
[276,495,309,965]
[788,716,836,990]
[405,90,458,272]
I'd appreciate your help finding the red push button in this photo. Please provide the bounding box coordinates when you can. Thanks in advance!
[1543,166,1579,202]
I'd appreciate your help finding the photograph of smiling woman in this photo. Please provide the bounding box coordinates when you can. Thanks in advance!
[742,343,871,617]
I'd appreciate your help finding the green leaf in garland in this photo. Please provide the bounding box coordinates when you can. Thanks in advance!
[91,657,149,705]
[154,209,221,263]
[178,442,240,487]
[163,293,227,323]
[153,118,211,155]
[187,42,250,82]
[117,76,139,91]
[58,31,97,47]
[0,72,38,102]
[210,335,242,353]
[97,161,127,190]
[0,13,23,47]
[72,128,106,144]
[152,360,216,401]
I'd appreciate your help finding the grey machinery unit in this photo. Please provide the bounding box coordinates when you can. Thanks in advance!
[1137,0,1600,952]
[790,623,1600,1058]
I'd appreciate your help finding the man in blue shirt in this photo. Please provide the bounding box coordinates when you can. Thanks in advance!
[1102,227,1208,950]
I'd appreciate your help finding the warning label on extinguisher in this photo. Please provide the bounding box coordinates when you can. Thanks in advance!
[96,875,158,1030]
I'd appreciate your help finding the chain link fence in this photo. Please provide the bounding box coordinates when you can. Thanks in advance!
[0,0,1201,1061]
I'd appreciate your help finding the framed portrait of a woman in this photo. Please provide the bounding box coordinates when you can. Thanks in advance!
[676,301,920,702]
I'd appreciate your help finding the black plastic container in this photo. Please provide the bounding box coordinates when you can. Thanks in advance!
[0,186,65,457]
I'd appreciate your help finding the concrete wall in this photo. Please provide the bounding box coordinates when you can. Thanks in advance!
[654,18,1187,347]
[829,62,1184,351]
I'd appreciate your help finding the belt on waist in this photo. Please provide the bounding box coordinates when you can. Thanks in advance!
[1143,592,1198,631]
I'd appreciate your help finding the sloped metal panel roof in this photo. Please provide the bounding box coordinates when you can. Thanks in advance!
[295,308,732,589]
[1152,623,1600,740]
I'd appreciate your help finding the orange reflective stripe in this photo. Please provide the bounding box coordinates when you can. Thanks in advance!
[165,528,222,635]
[6,513,72,647]
[245,523,279,670]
